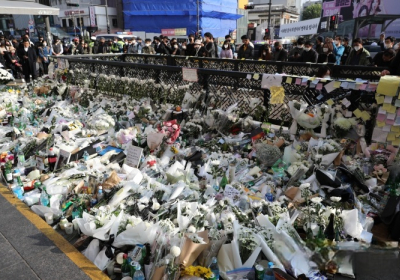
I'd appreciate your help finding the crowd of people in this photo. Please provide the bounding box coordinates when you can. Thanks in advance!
[1,30,400,81]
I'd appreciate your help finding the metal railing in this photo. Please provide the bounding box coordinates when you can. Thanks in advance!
[60,56,378,142]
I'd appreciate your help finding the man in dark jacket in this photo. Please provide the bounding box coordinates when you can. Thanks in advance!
[186,34,196,56]
[203,32,216,58]
[300,41,318,63]
[288,37,305,61]
[345,38,371,66]
[315,36,324,55]
[373,48,396,67]
[341,37,352,65]
[273,41,288,61]
[237,35,254,59]
[381,49,400,76]
[18,39,37,81]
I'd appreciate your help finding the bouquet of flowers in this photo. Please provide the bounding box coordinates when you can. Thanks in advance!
[158,120,181,144]
[311,139,342,167]
[0,68,14,84]
[333,113,357,139]
[288,100,321,137]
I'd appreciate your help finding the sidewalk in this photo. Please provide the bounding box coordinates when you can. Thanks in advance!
[0,186,108,280]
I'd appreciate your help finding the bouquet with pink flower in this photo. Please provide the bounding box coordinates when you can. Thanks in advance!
[158,120,181,144]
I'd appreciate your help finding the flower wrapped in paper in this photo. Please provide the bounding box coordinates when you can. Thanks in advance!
[75,207,117,241]
[180,231,209,268]
[288,100,321,138]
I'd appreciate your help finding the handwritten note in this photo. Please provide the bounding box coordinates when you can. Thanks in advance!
[324,81,336,93]
[224,184,241,201]
[261,74,283,89]
[270,86,285,104]
[125,143,143,168]
[286,77,292,84]
[182,68,198,82]
[377,76,400,97]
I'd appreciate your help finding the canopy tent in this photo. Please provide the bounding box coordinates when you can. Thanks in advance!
[0,0,59,15]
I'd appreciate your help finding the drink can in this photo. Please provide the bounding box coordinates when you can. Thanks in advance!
[255,264,265,280]
[208,273,216,280]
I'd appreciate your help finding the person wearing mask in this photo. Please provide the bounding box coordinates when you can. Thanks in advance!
[186,34,196,56]
[381,48,400,76]
[203,32,216,58]
[10,36,18,49]
[225,34,236,53]
[170,41,181,55]
[137,37,143,48]
[238,35,254,59]
[34,35,44,54]
[162,36,172,54]
[126,37,141,54]
[382,36,395,50]
[154,37,169,54]
[341,37,352,65]
[52,37,63,56]
[107,40,113,52]
[96,37,108,54]
[142,39,156,54]
[4,46,23,78]
[82,42,91,54]
[317,41,336,63]
[315,65,332,79]
[89,36,96,50]
[331,37,345,65]
[180,41,188,56]
[38,41,52,75]
[373,48,396,67]
[289,37,305,61]
[300,41,318,63]
[273,42,288,61]
[111,37,124,53]
[193,39,206,57]
[220,40,233,59]
[18,39,37,81]
[259,44,273,61]
[315,36,324,55]
[346,38,371,66]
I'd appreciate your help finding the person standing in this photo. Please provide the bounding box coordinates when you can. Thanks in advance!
[52,37,63,56]
[273,41,288,61]
[341,37,352,65]
[38,41,52,75]
[186,34,196,56]
[288,37,305,61]
[18,39,37,81]
[317,42,336,63]
[225,34,236,53]
[237,35,254,59]
[332,37,345,65]
[220,40,233,58]
[315,36,324,55]
[373,48,396,67]
[142,39,156,54]
[345,38,371,66]
[193,39,206,57]
[259,43,273,61]
[203,32,216,58]
[96,37,108,54]
[300,41,318,63]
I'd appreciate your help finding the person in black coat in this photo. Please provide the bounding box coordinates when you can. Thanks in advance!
[373,48,396,67]
[300,41,318,63]
[237,35,254,59]
[273,41,288,61]
[18,39,37,81]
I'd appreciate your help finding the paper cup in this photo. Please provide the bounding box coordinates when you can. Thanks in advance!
[44,212,53,224]
[72,219,79,231]
[65,223,74,234]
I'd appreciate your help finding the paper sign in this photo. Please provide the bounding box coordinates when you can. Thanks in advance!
[261,74,283,89]
[334,81,341,88]
[253,73,260,80]
[182,67,198,82]
[270,86,285,104]
[377,75,400,97]
[224,184,241,200]
[324,81,336,93]
[372,128,388,142]
[286,77,292,84]
[376,96,385,105]
[125,143,143,168]
[326,99,334,106]
[353,109,363,118]
[384,96,393,104]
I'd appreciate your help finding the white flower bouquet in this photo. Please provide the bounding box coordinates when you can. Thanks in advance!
[288,100,321,137]
[311,139,342,167]
[0,68,14,84]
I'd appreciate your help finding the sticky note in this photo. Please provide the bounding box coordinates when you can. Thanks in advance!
[253,73,260,80]
[326,99,334,106]
[383,125,392,132]
[310,83,316,89]
[384,96,393,104]
[296,78,301,85]
[395,116,400,125]
[359,84,367,90]
[395,100,400,107]
[387,113,396,120]
[376,96,385,105]
[379,107,387,114]
[397,109,400,116]
[383,103,396,114]
[377,114,387,121]
[341,82,348,89]
[386,119,395,125]
[353,109,363,118]
[361,111,371,121]
[377,120,386,127]
[270,86,285,104]
[324,81,336,93]
[286,77,292,84]
[348,83,356,89]
[316,83,323,90]
[302,78,308,83]
[334,81,341,88]
[391,126,400,132]
[388,132,396,141]
[392,139,400,146]
[372,128,388,142]
[246,74,252,80]
[312,78,319,85]
[377,75,400,96]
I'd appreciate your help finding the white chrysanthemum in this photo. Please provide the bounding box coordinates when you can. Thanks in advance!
[187,225,196,233]
[152,198,160,211]
[330,196,342,202]
[170,246,181,257]
[311,197,323,204]
[334,117,357,130]
[299,183,311,190]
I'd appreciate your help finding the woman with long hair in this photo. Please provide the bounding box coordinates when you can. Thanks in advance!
[220,39,233,59]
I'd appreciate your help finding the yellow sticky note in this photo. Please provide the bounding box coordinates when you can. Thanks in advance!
[396,132,400,137]
[334,81,341,88]
[383,103,396,114]
[326,99,334,106]
[393,139,400,146]
[270,86,285,104]
[353,109,363,118]
[346,78,355,82]
[241,58,245,60]
[361,111,371,121]
[377,120,386,127]
[309,77,315,81]
[286,77,292,84]
[376,96,385,104]
[388,132,396,141]
[253,73,260,80]
[377,75,400,97]
[391,126,400,132]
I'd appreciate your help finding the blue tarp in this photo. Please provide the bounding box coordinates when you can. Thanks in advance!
[122,0,242,38]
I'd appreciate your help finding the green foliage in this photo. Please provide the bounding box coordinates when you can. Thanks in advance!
[302,3,322,20]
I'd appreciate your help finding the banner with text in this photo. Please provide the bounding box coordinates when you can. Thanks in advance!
[279,18,320,38]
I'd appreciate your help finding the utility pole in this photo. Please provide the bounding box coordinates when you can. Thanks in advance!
[267,0,272,39]
[105,0,110,34]
[197,0,200,34]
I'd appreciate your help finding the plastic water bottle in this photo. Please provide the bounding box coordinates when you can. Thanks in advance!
[97,186,104,201]
[133,263,145,280]
[263,262,275,280]
[209,257,220,280]
[83,151,90,161]
[40,187,49,206]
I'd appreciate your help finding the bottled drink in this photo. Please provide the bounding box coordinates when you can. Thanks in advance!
[263,262,275,280]
[97,186,104,201]
[209,257,220,280]
[17,146,25,167]
[72,204,81,219]
[13,170,23,187]
[219,174,228,190]
[40,187,49,206]
[4,163,13,184]
[48,148,57,171]
[133,263,145,280]
[121,254,131,277]
[83,151,90,161]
